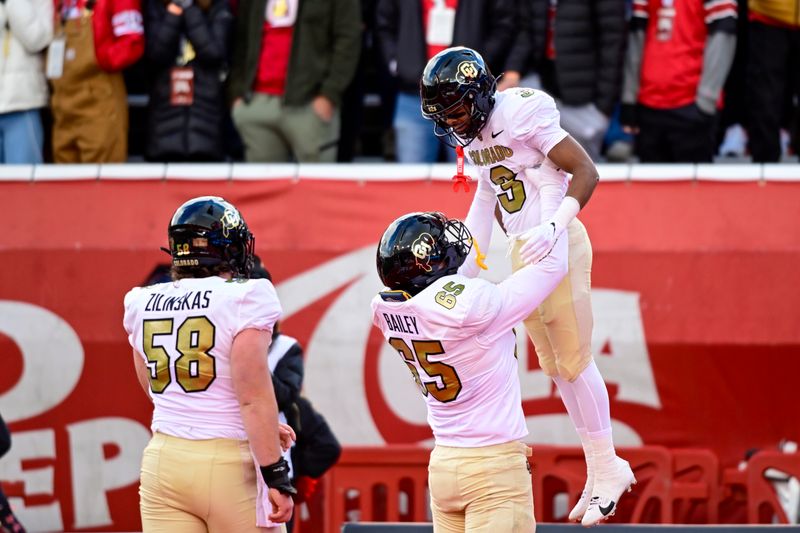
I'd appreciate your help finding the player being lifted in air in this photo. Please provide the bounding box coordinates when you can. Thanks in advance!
[420,47,636,526]
[371,211,567,532]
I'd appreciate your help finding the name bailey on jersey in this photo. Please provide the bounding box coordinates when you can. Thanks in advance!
[382,313,419,335]
[145,290,212,312]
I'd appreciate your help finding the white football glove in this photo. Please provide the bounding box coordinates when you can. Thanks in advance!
[518,221,557,265]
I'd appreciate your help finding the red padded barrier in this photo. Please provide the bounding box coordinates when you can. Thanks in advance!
[746,451,800,523]
[671,448,720,523]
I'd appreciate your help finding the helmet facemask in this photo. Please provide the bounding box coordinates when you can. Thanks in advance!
[420,47,497,148]
[377,212,473,296]
[427,90,493,147]
[441,218,473,261]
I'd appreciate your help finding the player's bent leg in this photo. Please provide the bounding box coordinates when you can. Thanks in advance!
[429,446,467,533]
[546,221,636,525]
[461,441,535,533]
[549,218,594,382]
[536,220,599,521]
[139,433,207,533]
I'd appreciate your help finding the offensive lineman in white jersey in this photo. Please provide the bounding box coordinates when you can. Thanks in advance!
[420,47,635,526]
[371,211,568,532]
[123,196,295,532]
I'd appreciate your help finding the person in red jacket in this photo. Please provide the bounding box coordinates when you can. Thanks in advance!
[620,0,737,162]
[49,0,144,162]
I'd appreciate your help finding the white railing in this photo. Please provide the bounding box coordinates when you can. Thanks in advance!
[0,163,798,182]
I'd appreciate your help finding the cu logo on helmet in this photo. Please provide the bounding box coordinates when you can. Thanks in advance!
[457,61,479,81]
[411,233,435,272]
[220,209,242,238]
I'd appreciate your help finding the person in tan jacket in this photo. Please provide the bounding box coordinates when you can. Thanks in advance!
[49,0,144,162]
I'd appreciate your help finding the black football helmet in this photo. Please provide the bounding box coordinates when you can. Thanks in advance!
[167,196,255,277]
[377,212,472,295]
[420,46,496,146]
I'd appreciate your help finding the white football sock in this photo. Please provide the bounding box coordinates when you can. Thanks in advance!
[553,376,594,478]
[569,360,611,434]
[559,361,617,474]
[588,428,617,476]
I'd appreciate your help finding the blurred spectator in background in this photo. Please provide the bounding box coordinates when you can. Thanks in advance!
[0,0,52,164]
[287,396,341,533]
[620,0,737,162]
[49,0,144,162]
[503,0,627,161]
[0,413,26,533]
[227,0,361,163]
[715,0,748,159]
[337,0,371,162]
[374,0,515,163]
[143,0,232,161]
[746,0,799,162]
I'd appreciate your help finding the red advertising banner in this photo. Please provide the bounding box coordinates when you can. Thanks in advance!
[1,178,798,531]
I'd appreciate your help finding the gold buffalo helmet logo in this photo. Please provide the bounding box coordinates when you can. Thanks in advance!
[457,61,479,80]
[427,104,438,113]
[220,208,242,238]
[411,233,435,272]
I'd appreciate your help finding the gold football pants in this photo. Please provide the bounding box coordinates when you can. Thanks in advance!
[139,432,286,533]
[429,440,535,532]
[511,218,594,382]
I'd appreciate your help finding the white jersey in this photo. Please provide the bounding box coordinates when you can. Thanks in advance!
[370,251,567,447]
[123,276,282,440]
[462,88,570,274]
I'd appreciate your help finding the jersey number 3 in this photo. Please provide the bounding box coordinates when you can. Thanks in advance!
[389,338,462,402]
[490,164,527,213]
[143,317,217,394]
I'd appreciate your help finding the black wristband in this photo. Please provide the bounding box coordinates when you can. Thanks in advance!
[259,458,297,496]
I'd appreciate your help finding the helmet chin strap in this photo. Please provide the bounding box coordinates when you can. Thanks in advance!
[451,145,473,193]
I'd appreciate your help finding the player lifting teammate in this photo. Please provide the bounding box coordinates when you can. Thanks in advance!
[371,211,567,532]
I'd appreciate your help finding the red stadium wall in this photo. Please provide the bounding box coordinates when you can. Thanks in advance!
[0,175,798,531]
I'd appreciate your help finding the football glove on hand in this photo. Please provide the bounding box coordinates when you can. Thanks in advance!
[518,222,557,265]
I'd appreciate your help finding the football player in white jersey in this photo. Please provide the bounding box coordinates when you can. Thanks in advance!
[420,47,635,526]
[123,196,295,532]
[371,211,568,532]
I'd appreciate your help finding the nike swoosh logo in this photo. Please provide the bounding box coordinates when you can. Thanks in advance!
[598,501,616,516]
[491,130,504,138]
